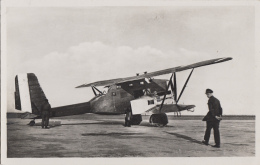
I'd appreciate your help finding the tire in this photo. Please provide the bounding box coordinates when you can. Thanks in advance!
[131,114,142,125]
[149,113,168,126]
[28,120,35,126]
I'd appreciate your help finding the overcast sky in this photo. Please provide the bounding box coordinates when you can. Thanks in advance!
[6,6,255,115]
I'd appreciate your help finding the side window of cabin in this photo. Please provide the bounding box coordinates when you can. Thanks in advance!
[148,100,154,105]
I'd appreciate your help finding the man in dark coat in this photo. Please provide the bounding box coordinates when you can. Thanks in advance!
[125,107,132,127]
[41,99,52,129]
[202,89,222,148]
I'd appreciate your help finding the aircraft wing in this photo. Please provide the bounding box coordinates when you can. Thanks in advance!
[76,57,232,88]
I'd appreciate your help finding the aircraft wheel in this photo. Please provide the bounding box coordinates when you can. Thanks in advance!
[28,120,35,126]
[131,114,142,125]
[149,113,168,126]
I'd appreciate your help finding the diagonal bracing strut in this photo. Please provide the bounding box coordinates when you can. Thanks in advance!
[176,68,194,104]
[91,86,103,96]
[159,73,174,113]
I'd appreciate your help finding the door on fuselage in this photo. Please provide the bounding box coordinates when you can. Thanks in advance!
[112,86,135,114]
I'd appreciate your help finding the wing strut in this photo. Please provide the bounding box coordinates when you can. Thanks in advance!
[176,68,194,104]
[91,86,103,96]
[159,73,173,113]
[92,86,97,96]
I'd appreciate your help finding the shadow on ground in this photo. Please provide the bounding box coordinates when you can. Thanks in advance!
[60,120,175,127]
[164,131,203,145]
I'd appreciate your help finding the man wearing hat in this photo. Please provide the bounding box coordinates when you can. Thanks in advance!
[202,89,223,148]
[40,99,52,129]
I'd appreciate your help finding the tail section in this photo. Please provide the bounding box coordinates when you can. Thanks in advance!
[15,73,47,115]
[15,73,92,118]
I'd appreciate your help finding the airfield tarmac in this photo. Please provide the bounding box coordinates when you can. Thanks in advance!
[7,114,255,157]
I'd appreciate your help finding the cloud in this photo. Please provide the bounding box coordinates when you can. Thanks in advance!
[18,41,209,84]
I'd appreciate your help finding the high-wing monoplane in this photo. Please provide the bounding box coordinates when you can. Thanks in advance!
[14,57,232,126]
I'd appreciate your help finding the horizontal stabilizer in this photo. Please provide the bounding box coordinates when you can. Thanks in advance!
[21,112,39,119]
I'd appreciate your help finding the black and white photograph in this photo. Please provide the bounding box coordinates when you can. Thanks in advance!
[1,0,259,165]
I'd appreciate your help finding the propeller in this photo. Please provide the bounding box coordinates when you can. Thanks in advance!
[173,72,177,102]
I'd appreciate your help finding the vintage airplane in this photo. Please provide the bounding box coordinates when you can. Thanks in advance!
[14,57,232,126]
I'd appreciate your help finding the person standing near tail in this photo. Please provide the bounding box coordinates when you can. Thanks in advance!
[202,89,223,148]
[125,107,132,127]
[41,99,52,129]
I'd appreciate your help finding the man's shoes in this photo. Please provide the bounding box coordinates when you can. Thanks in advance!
[212,144,220,148]
[202,140,209,146]
[45,127,49,129]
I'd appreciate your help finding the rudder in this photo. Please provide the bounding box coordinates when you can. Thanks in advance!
[15,73,47,115]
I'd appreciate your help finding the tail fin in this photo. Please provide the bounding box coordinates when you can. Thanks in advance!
[15,73,47,115]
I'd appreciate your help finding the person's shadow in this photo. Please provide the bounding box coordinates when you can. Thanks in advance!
[164,132,203,145]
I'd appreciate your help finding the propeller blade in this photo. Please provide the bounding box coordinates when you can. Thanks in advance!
[177,68,194,104]
[170,78,175,100]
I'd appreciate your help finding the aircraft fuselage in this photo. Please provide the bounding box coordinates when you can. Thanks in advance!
[90,79,168,114]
